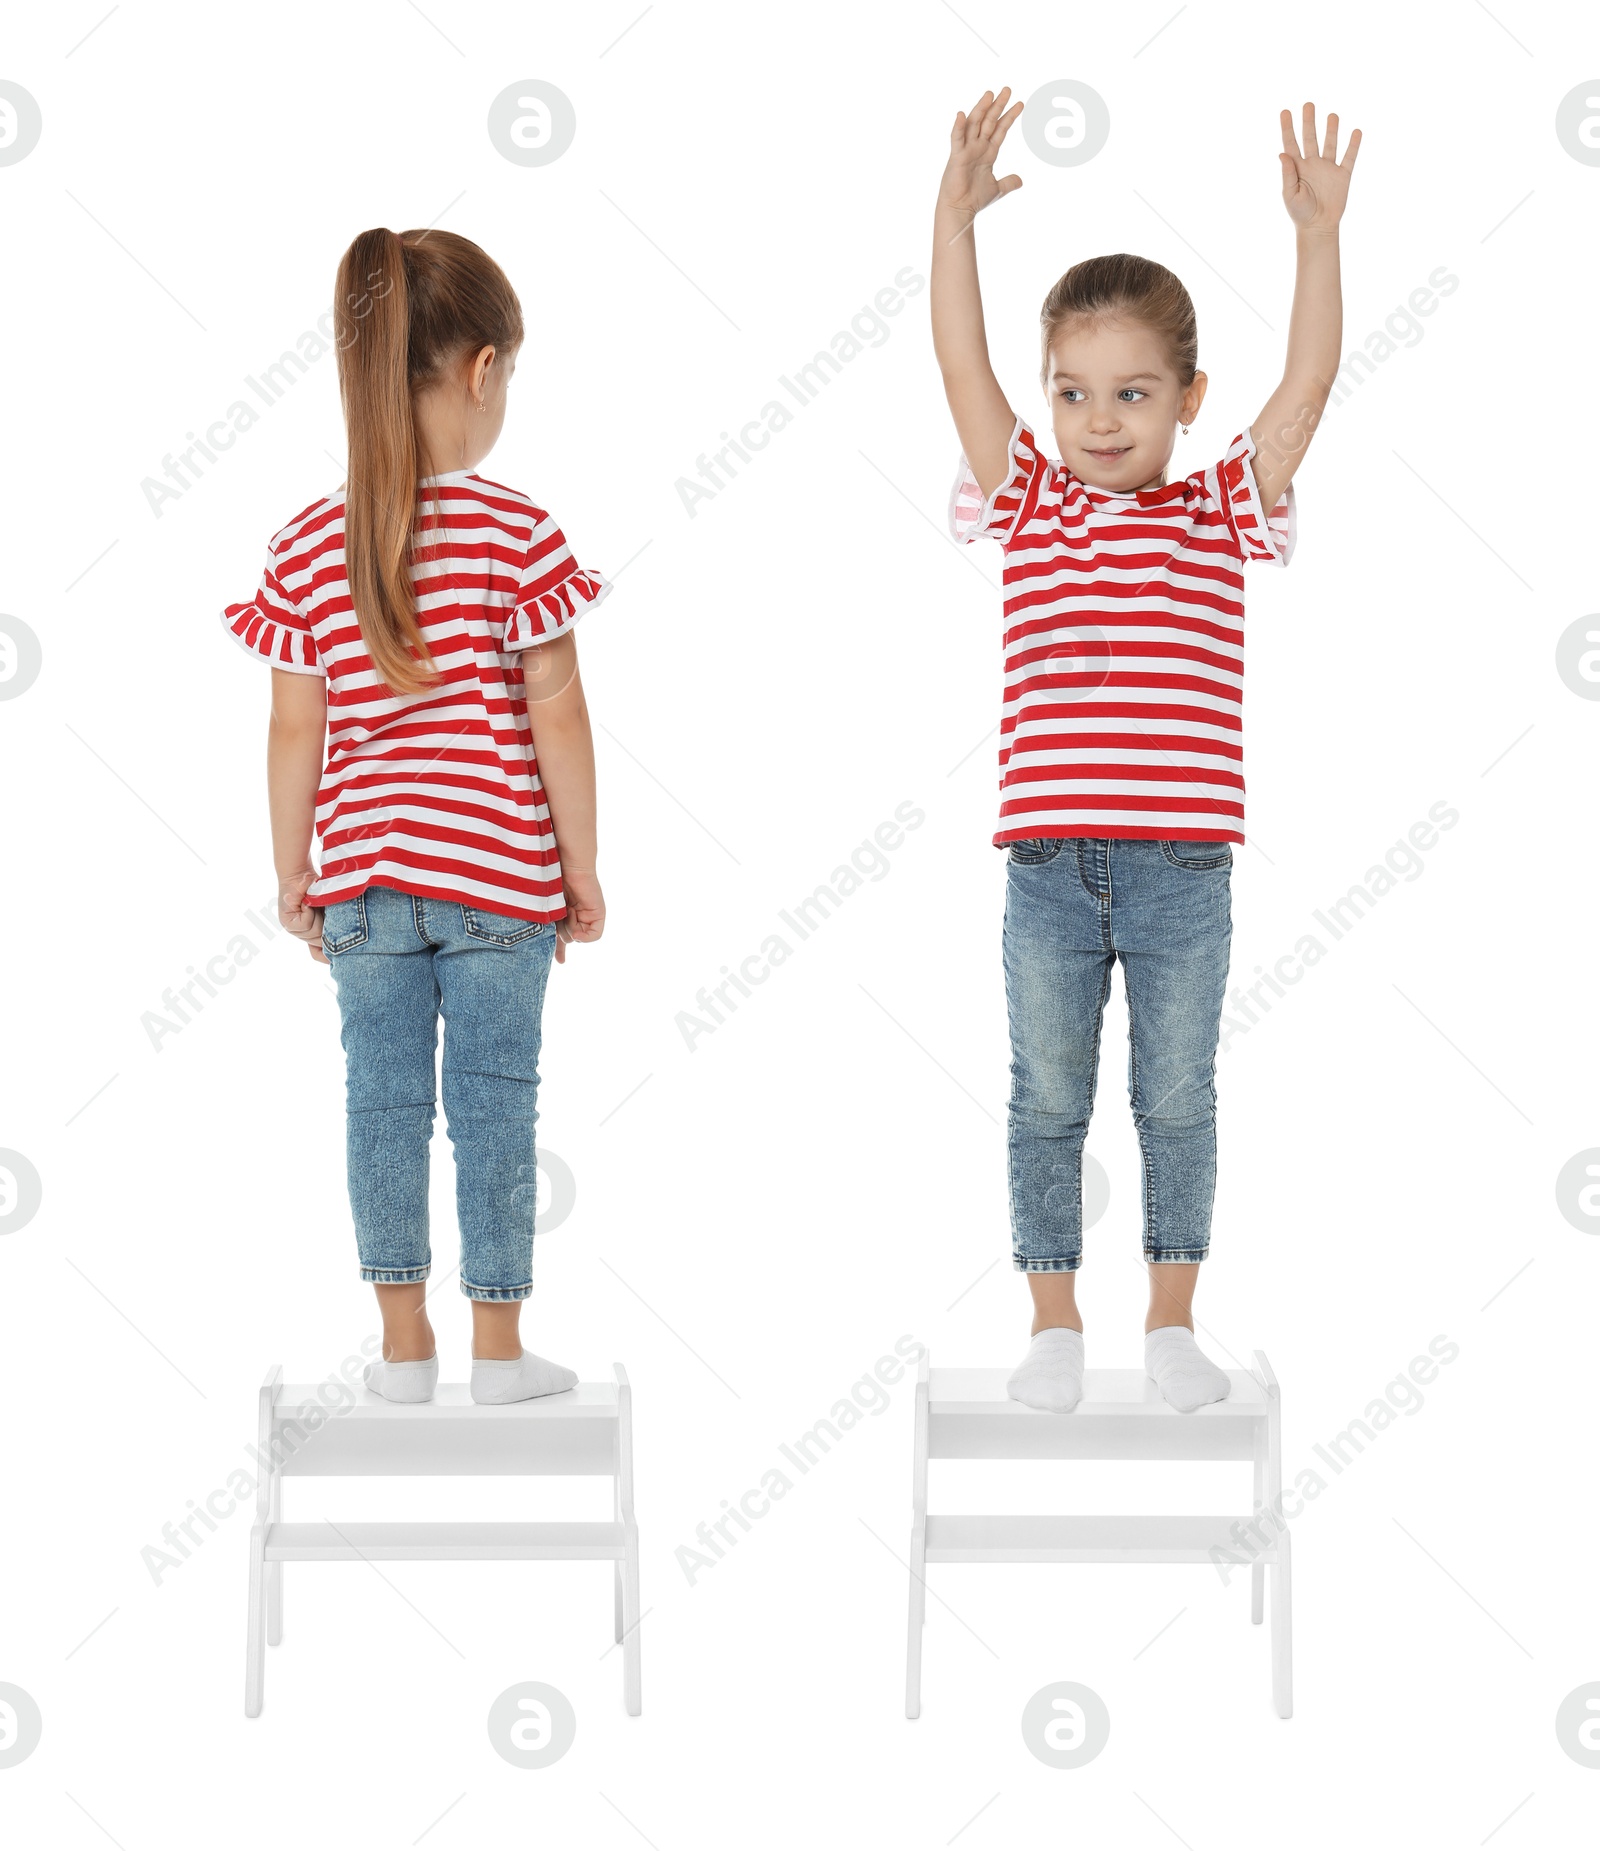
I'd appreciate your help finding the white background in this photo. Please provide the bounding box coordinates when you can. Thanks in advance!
[3,0,1598,1842]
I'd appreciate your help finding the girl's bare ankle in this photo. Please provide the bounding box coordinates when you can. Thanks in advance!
[383,1329,435,1364]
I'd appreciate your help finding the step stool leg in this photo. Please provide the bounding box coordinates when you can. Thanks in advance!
[1255,1351,1292,1717]
[912,1529,927,1632]
[621,1525,642,1717]
[612,1474,624,1644]
[1251,1452,1265,1625]
[266,1472,283,1646]
[906,1356,929,1719]
[1271,1528,1293,1719]
[267,1561,283,1649]
[905,1523,926,1720]
[245,1524,268,1718]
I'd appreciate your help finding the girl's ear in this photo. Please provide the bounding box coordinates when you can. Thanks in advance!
[470,343,498,402]
[1182,370,1209,427]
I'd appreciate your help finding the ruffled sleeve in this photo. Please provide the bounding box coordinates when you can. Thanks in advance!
[220,558,323,675]
[948,416,1051,546]
[502,509,612,652]
[1206,429,1296,567]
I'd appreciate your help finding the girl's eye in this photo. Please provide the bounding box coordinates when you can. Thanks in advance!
[1117,388,1147,403]
[1059,388,1085,403]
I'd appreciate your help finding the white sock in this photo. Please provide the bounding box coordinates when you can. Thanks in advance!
[470,1349,578,1405]
[363,1354,438,1403]
[1144,1325,1230,1412]
[1007,1326,1085,1412]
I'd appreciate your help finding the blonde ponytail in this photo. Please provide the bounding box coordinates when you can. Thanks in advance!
[333,227,524,698]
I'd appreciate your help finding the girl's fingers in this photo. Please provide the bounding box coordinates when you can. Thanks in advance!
[954,88,1020,159]
[1279,107,1298,159]
[1302,100,1316,159]
[1323,111,1339,160]
[978,86,1011,140]
[952,98,977,147]
[1340,125,1362,171]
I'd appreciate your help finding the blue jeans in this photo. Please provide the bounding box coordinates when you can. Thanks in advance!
[323,885,558,1302]
[1002,837,1233,1272]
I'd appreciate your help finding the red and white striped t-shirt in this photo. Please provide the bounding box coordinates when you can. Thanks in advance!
[949,418,1294,846]
[221,472,610,921]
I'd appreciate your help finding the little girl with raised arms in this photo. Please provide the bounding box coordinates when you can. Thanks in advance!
[932,93,1359,1411]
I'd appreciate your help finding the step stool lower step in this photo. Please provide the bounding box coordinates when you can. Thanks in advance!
[263,1519,629,1563]
[924,1512,1273,1564]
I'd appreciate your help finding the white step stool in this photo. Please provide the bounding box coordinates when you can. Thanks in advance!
[246,1363,640,1718]
[906,1350,1290,1719]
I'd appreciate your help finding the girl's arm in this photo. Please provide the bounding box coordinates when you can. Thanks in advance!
[932,87,1026,498]
[522,631,603,963]
[268,668,329,963]
[1250,104,1362,513]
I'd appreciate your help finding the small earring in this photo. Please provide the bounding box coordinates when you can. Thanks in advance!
[1182,424,1190,435]
[476,400,486,413]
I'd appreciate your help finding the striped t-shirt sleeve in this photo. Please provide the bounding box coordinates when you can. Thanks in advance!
[1206,429,1296,567]
[948,416,1049,546]
[220,547,324,675]
[502,509,613,651]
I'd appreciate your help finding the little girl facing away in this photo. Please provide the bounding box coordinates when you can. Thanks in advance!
[222,228,610,1405]
[932,95,1359,1411]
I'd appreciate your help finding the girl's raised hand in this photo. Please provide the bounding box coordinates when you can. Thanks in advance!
[940,88,1025,219]
[1278,103,1361,233]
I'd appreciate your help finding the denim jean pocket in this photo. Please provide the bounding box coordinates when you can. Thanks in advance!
[321,893,369,954]
[461,905,547,948]
[1159,840,1233,871]
[1007,836,1063,866]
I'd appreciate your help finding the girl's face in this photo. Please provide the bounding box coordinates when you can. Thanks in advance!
[1046,316,1207,491]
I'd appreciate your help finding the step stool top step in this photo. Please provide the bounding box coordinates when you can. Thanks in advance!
[927,1367,1269,1418]
[274,1382,619,1420]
